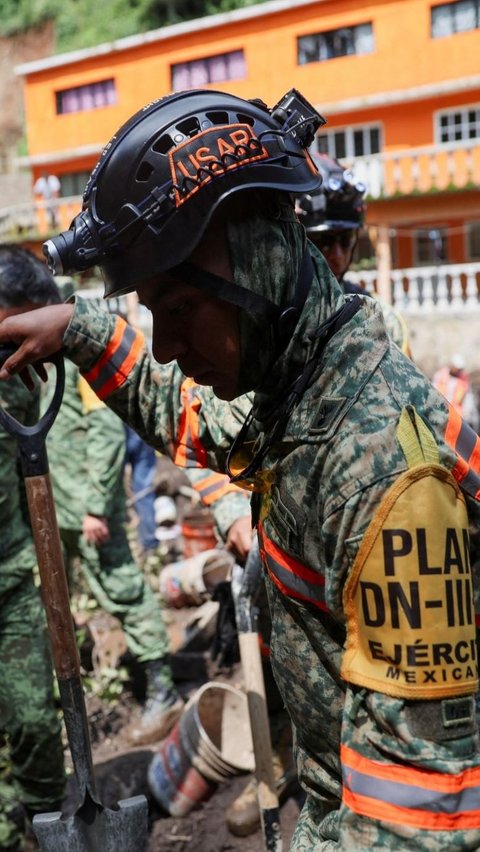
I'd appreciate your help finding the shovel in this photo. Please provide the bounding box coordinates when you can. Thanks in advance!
[231,538,283,852]
[0,347,149,852]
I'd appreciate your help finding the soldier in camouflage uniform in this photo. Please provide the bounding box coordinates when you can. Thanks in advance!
[44,357,183,746]
[296,152,411,356]
[1,90,480,849]
[0,246,65,851]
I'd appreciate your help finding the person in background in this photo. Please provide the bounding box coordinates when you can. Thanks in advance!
[296,152,411,356]
[44,285,183,749]
[0,245,65,851]
[33,172,61,230]
[124,424,160,565]
[433,353,479,432]
[2,89,480,850]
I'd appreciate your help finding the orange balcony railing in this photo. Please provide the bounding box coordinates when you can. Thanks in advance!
[342,140,480,199]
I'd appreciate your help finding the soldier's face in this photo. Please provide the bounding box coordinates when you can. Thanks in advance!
[137,266,241,402]
[311,229,356,280]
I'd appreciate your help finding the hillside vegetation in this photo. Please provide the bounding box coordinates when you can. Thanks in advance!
[0,0,266,53]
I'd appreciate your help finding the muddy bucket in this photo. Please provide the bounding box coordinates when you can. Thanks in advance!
[159,549,234,608]
[182,509,218,558]
[148,682,254,817]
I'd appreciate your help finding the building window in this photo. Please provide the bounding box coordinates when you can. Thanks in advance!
[58,171,91,197]
[431,1,480,37]
[415,228,448,264]
[467,222,480,259]
[56,80,117,115]
[436,105,480,143]
[298,22,374,64]
[317,125,382,159]
[171,50,246,91]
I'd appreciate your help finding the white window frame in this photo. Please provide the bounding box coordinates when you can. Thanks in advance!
[434,103,480,144]
[431,0,480,38]
[297,22,374,64]
[316,123,383,159]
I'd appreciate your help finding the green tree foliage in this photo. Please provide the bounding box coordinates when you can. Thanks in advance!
[0,0,268,53]
[0,0,57,37]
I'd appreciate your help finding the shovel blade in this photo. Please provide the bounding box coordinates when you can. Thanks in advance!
[33,794,149,852]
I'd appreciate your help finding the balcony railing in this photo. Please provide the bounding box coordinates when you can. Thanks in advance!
[349,261,480,313]
[0,139,478,239]
[343,139,480,198]
[1,194,479,315]
[0,195,83,241]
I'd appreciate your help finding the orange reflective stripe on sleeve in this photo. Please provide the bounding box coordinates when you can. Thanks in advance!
[445,404,480,500]
[192,471,244,505]
[341,743,480,830]
[174,378,208,469]
[258,522,328,612]
[82,316,145,400]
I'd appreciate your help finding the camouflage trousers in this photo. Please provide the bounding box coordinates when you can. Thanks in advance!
[61,520,171,666]
[0,547,65,849]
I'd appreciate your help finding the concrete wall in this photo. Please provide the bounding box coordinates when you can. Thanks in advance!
[0,21,55,173]
[407,313,480,383]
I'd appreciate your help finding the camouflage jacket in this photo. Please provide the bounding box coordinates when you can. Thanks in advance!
[61,294,480,847]
[45,358,127,529]
[0,376,38,570]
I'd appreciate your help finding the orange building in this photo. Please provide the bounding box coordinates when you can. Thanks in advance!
[14,0,480,294]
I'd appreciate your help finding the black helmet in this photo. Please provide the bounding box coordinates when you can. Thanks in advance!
[296,153,366,233]
[44,88,325,297]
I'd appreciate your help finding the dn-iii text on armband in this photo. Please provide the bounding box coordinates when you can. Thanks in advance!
[342,464,478,699]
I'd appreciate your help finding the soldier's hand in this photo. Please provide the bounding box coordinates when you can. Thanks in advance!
[83,514,110,547]
[0,304,74,386]
[226,515,254,563]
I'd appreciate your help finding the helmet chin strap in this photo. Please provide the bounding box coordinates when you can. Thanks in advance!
[175,247,315,355]
[338,230,359,282]
[173,261,279,318]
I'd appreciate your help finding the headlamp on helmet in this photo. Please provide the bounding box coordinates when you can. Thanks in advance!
[296,153,366,233]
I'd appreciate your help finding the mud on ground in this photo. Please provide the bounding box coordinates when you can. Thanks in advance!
[61,689,300,852]
[62,611,301,852]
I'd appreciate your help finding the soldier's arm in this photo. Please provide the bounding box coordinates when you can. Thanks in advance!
[63,297,248,474]
[184,466,252,555]
[0,297,248,473]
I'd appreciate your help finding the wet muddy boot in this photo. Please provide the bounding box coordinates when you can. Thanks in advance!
[225,741,299,837]
[127,659,184,746]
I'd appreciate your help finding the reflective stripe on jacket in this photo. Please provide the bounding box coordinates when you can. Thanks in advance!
[342,743,480,830]
[259,521,329,613]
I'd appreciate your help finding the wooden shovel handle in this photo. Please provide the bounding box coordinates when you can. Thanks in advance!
[25,473,80,679]
[238,632,280,811]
